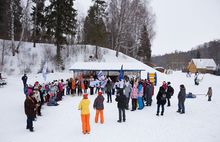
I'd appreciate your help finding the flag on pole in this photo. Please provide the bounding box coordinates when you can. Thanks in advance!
[119,65,124,81]
[97,71,105,81]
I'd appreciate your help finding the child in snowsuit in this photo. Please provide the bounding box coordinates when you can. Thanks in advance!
[206,87,212,101]
[93,92,105,124]
[78,93,91,134]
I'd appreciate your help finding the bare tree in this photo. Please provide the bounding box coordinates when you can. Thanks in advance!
[15,0,31,52]
[107,0,155,57]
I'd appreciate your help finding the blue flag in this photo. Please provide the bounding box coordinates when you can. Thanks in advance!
[119,65,124,81]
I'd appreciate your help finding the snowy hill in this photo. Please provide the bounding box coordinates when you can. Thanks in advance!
[0,40,158,77]
[0,71,220,142]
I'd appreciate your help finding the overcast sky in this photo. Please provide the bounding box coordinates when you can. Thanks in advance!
[22,0,220,56]
[75,0,220,56]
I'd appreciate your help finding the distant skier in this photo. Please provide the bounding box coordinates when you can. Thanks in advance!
[22,74,28,87]
[177,84,186,114]
[206,87,212,101]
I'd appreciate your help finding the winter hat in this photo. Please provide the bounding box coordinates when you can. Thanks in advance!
[83,93,88,99]
[98,91,102,96]
[180,84,185,89]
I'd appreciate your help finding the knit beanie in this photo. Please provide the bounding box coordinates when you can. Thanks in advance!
[83,93,88,99]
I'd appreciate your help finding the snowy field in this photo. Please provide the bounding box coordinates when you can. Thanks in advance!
[0,71,220,142]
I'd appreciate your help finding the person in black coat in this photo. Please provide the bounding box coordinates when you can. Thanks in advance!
[115,90,127,122]
[177,84,186,114]
[22,74,28,87]
[166,82,174,107]
[24,92,36,132]
[156,86,166,116]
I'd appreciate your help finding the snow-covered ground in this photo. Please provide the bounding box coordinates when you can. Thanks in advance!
[0,71,220,142]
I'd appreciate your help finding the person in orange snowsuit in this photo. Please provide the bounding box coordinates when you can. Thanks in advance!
[78,93,90,134]
[93,91,105,124]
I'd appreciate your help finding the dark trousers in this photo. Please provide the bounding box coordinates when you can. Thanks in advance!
[178,101,185,113]
[66,87,70,95]
[23,82,27,87]
[107,92,112,102]
[90,87,94,95]
[95,87,100,94]
[131,98,137,110]
[78,89,82,96]
[167,98,171,106]
[126,97,130,109]
[157,104,164,115]
[71,88,76,95]
[118,108,126,121]
[208,96,211,101]
[146,95,152,106]
[26,116,34,130]
[112,88,115,95]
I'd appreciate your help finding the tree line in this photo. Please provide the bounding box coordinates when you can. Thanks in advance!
[151,40,220,70]
[0,0,155,69]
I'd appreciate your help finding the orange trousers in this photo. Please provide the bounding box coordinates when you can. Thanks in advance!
[95,110,104,124]
[81,114,90,134]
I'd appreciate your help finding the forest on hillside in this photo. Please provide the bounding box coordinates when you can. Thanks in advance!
[0,0,155,70]
[151,40,220,70]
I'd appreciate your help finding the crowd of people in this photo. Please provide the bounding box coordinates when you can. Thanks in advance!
[22,73,212,134]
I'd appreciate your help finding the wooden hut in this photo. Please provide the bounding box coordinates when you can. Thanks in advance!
[187,59,217,73]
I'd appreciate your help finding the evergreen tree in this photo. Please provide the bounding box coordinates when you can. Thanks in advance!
[0,0,22,40]
[196,50,201,58]
[138,24,151,63]
[83,0,107,58]
[0,0,8,39]
[31,0,46,47]
[45,0,77,69]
